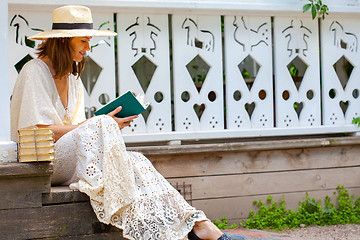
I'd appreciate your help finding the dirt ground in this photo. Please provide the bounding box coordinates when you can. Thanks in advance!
[262,224,360,240]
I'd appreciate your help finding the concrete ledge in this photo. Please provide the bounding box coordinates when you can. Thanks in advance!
[128,136,360,156]
[0,141,17,163]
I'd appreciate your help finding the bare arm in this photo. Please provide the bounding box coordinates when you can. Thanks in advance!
[37,124,79,142]
[38,106,138,142]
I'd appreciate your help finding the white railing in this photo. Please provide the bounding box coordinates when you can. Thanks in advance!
[8,0,360,143]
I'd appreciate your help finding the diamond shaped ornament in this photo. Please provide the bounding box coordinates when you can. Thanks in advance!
[186,54,210,93]
[81,56,103,95]
[287,56,308,91]
[132,55,157,93]
[15,54,33,73]
[238,55,260,91]
[333,56,354,90]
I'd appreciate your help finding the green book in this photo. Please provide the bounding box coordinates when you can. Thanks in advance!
[94,91,150,118]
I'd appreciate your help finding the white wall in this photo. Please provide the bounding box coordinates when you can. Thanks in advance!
[6,0,360,145]
[0,0,10,141]
[0,0,17,162]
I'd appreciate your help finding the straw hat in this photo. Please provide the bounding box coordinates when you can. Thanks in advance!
[29,5,117,40]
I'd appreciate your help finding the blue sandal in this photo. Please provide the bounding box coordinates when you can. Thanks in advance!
[188,230,232,240]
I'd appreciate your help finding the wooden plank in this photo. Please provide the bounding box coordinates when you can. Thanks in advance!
[0,202,120,239]
[36,232,123,240]
[42,186,89,205]
[167,166,360,200]
[0,176,50,210]
[192,187,360,225]
[0,162,52,178]
[151,146,360,178]
[129,136,360,156]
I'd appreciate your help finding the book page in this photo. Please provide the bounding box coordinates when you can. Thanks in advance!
[135,93,150,108]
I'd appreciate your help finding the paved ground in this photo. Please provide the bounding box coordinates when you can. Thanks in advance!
[222,229,288,240]
[223,224,360,239]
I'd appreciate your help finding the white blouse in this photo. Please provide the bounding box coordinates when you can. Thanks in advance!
[10,59,86,141]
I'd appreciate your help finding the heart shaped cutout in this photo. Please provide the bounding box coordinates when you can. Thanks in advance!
[193,104,206,120]
[245,102,256,119]
[142,105,152,122]
[294,102,303,118]
[339,101,349,116]
[90,106,97,117]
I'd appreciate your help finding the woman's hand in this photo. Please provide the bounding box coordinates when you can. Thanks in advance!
[107,106,138,130]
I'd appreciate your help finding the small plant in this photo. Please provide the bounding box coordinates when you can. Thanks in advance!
[213,217,237,230]
[241,69,250,79]
[288,64,299,77]
[352,117,360,127]
[240,185,360,230]
[241,195,295,230]
[303,0,329,20]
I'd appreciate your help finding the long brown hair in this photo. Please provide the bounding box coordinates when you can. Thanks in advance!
[36,38,86,79]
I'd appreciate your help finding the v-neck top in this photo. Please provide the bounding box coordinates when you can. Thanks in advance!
[10,59,86,141]
[52,69,71,111]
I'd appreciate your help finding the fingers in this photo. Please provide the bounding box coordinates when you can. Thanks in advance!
[114,115,138,130]
[122,115,138,122]
[121,121,132,129]
[107,106,122,117]
[118,119,132,130]
[106,106,139,129]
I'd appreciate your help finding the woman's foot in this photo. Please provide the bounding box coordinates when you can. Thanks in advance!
[190,220,224,240]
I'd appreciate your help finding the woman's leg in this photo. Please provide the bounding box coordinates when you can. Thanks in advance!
[52,125,79,185]
[53,115,228,239]
[191,220,224,240]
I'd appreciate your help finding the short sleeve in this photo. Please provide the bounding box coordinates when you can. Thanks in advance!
[10,60,63,141]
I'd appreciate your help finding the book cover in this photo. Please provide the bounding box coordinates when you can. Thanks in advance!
[94,91,150,118]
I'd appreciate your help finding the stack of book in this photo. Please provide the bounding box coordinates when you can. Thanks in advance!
[18,126,55,162]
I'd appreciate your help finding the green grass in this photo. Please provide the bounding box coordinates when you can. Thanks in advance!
[213,185,360,231]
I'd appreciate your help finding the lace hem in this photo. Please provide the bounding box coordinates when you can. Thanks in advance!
[92,187,208,240]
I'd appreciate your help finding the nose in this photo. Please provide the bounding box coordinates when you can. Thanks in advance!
[85,41,90,51]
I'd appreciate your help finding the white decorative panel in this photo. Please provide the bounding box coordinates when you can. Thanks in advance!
[84,12,116,118]
[8,11,50,94]
[117,14,171,134]
[274,17,321,128]
[224,15,273,129]
[172,15,223,132]
[321,17,360,126]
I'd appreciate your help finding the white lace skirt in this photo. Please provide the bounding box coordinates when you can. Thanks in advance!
[52,115,207,240]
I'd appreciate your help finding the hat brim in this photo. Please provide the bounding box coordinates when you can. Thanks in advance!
[28,29,117,40]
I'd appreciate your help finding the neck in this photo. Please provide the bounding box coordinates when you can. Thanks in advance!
[40,56,69,80]
[40,56,55,76]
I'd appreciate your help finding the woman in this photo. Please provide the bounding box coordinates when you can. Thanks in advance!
[10,5,231,240]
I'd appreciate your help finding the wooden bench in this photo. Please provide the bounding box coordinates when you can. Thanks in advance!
[1,135,360,238]
[0,162,123,240]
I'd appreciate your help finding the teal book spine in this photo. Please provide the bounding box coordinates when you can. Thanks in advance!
[93,91,149,118]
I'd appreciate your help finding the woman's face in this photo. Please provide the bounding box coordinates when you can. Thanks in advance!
[70,37,91,62]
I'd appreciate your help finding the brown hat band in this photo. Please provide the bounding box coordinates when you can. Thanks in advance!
[52,22,93,30]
